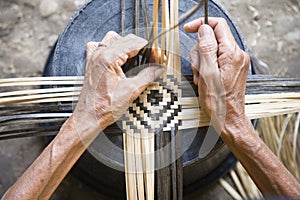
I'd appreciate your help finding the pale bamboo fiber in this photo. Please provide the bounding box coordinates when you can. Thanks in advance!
[0,82,299,130]
[122,0,182,199]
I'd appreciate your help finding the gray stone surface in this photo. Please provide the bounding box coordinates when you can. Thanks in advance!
[39,0,58,18]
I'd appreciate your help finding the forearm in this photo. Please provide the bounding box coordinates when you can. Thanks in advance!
[2,116,102,200]
[221,115,300,198]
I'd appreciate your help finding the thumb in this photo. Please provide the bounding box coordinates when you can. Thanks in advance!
[198,24,222,101]
[128,65,164,101]
[198,24,218,55]
[197,24,219,81]
[86,42,99,60]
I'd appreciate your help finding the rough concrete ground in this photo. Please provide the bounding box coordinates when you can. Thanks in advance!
[218,0,300,77]
[0,0,299,199]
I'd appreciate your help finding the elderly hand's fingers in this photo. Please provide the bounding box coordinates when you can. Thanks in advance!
[149,46,168,63]
[198,25,219,89]
[119,34,148,58]
[184,17,236,49]
[98,34,148,69]
[86,42,100,60]
[190,44,200,85]
[127,65,164,101]
[101,31,122,46]
[110,65,164,122]
[183,17,215,32]
[197,25,226,130]
[197,25,218,53]
[86,32,122,61]
[111,65,164,104]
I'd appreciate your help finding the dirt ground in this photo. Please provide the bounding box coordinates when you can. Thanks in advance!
[0,0,299,199]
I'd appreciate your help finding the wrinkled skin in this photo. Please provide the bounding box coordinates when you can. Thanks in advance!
[2,20,300,200]
[1,32,164,200]
[184,17,300,198]
[186,19,250,134]
[73,31,164,138]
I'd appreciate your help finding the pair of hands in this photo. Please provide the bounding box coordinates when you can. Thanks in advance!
[4,18,299,200]
[74,17,250,137]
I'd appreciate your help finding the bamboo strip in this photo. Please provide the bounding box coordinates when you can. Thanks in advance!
[133,0,140,36]
[161,0,167,65]
[180,99,300,119]
[0,75,297,85]
[10,97,78,104]
[173,0,181,81]
[170,128,178,200]
[229,170,247,199]
[0,91,80,105]
[148,131,155,200]
[141,129,148,199]
[135,132,145,200]
[141,0,150,39]
[121,0,125,36]
[0,113,71,122]
[123,132,130,200]
[234,162,262,199]
[0,130,59,140]
[0,76,83,83]
[167,0,175,76]
[124,125,138,200]
[0,81,83,87]
[276,114,293,158]
[0,97,299,130]
[235,163,255,199]
[204,0,208,24]
[0,118,65,128]
[152,0,159,64]
[292,113,300,177]
[0,87,82,98]
[219,178,243,200]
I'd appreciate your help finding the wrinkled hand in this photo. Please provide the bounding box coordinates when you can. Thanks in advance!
[184,18,250,133]
[73,31,164,134]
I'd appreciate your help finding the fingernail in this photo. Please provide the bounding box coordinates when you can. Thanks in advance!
[154,67,164,79]
[183,21,194,30]
[199,24,213,39]
[183,23,189,29]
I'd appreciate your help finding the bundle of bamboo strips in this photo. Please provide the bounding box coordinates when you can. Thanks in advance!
[219,162,263,200]
[122,0,183,198]
[0,77,300,131]
[1,77,298,198]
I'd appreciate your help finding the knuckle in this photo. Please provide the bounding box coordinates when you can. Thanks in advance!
[199,40,217,54]
[218,18,227,26]
[125,33,138,41]
[244,52,251,64]
[93,51,109,67]
[86,41,94,47]
[193,74,199,85]
[191,65,199,73]
[106,31,118,37]
[86,42,98,52]
[218,50,233,67]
